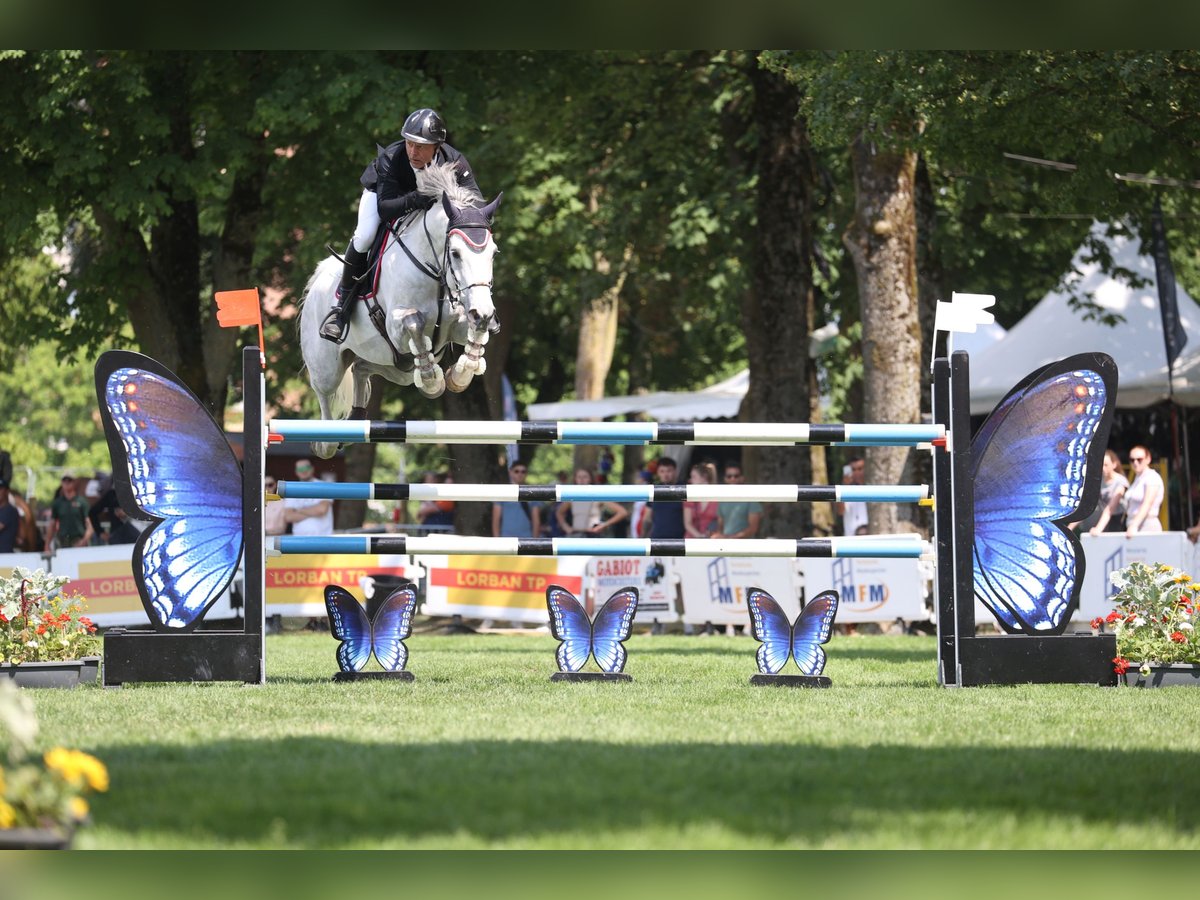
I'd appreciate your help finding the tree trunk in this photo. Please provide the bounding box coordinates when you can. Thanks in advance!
[843,135,921,537]
[572,186,630,475]
[335,375,385,531]
[740,65,816,539]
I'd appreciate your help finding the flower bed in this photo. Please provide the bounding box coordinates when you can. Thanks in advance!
[0,568,99,670]
[1094,562,1200,684]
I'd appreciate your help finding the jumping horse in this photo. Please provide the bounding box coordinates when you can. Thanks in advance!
[299,161,502,458]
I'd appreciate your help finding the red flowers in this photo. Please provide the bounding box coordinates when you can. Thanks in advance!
[1105,610,1123,624]
[1113,656,1130,675]
[1091,616,1104,630]
[1171,631,1187,643]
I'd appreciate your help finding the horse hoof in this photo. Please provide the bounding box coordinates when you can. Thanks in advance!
[311,441,338,460]
[446,367,473,393]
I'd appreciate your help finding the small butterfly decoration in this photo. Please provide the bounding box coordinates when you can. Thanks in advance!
[325,583,418,673]
[747,587,839,676]
[970,353,1116,635]
[94,351,244,631]
[546,585,639,674]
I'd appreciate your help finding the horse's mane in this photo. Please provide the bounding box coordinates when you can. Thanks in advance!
[415,160,483,208]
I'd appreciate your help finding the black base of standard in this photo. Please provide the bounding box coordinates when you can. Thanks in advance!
[103,630,263,686]
[550,671,632,683]
[332,670,415,682]
[749,673,832,688]
[955,633,1117,686]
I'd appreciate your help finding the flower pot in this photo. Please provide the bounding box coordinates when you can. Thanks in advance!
[0,656,101,689]
[1121,662,1200,688]
[0,826,74,849]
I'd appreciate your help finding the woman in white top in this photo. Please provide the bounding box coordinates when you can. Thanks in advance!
[1120,445,1164,535]
[556,468,628,537]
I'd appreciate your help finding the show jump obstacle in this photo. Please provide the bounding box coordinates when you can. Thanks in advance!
[94,332,1120,688]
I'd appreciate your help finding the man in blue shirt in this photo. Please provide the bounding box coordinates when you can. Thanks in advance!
[646,457,684,539]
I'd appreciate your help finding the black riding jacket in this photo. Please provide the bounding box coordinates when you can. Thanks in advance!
[360,141,481,221]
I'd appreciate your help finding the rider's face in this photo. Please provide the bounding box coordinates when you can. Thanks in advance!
[406,140,437,169]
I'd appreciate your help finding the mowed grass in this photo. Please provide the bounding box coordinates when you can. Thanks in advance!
[26,628,1200,849]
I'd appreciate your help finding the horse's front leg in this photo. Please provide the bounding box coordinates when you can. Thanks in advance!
[393,309,445,398]
[446,315,495,393]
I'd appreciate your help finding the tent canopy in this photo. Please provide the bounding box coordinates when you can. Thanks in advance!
[527,370,748,422]
[967,223,1200,414]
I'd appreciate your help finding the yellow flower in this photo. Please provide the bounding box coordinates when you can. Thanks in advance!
[76,753,108,792]
[0,799,15,829]
[68,796,89,820]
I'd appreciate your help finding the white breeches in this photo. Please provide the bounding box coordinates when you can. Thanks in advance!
[352,189,380,253]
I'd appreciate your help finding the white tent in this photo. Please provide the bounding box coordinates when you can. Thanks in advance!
[967,223,1200,414]
[527,369,747,422]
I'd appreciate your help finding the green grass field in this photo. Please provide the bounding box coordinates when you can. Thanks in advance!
[26,628,1200,849]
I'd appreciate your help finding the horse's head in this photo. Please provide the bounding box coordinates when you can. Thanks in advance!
[442,191,502,334]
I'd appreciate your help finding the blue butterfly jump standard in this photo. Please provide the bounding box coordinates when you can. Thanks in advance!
[932,351,1119,688]
[94,347,267,687]
[747,588,838,688]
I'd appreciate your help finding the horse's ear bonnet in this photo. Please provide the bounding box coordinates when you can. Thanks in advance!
[445,192,502,248]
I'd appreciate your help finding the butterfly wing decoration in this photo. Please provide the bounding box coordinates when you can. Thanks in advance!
[369,585,418,672]
[325,584,417,672]
[747,587,795,675]
[325,585,374,672]
[588,587,638,674]
[970,353,1116,635]
[95,351,244,631]
[546,585,594,673]
[790,590,839,676]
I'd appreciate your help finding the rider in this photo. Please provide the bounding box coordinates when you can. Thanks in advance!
[320,107,482,343]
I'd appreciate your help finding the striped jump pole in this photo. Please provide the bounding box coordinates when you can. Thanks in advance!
[268,533,931,560]
[272,481,931,505]
[268,418,945,448]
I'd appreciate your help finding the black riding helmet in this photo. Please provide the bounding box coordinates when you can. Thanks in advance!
[401,108,447,145]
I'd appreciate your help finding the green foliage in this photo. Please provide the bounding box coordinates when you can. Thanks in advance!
[0,342,113,500]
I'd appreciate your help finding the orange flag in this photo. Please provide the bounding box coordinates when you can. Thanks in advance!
[215,288,265,363]
[215,288,261,327]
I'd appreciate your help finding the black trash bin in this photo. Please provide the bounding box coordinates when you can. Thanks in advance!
[364,574,416,620]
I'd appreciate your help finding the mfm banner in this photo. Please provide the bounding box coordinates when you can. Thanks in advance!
[418,554,589,624]
[675,557,801,626]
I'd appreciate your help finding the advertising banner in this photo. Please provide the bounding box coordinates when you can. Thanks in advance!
[797,557,927,624]
[50,545,238,628]
[265,553,416,617]
[0,553,46,580]
[675,557,800,626]
[586,557,679,624]
[1075,532,1191,623]
[418,554,588,624]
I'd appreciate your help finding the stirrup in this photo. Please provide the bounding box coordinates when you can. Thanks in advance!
[319,309,349,344]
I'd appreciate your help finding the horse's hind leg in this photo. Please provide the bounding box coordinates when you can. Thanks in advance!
[395,310,445,398]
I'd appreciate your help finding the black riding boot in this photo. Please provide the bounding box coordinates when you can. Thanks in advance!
[320,243,371,343]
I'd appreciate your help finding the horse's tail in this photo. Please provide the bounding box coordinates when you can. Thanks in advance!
[298,255,358,420]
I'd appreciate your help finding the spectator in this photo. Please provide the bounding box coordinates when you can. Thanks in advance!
[683,460,720,538]
[493,461,539,537]
[835,457,868,537]
[712,462,762,539]
[1083,449,1130,535]
[7,490,39,552]
[264,474,288,536]
[629,469,653,538]
[1119,445,1165,535]
[415,471,455,532]
[0,479,19,553]
[46,475,94,551]
[284,458,334,535]
[555,468,628,537]
[546,470,571,538]
[644,457,684,540]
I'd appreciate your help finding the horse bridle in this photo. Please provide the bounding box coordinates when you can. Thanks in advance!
[370,209,495,371]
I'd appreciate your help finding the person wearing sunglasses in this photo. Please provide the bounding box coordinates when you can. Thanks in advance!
[1093,446,1163,536]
